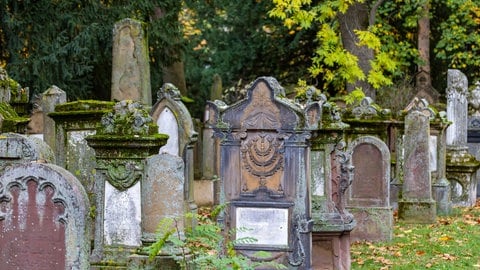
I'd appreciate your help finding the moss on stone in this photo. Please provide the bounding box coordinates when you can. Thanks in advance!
[55,100,115,112]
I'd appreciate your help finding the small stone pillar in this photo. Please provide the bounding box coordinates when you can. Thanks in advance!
[398,98,436,223]
[430,112,452,215]
[42,86,67,151]
[87,100,167,268]
[446,69,480,207]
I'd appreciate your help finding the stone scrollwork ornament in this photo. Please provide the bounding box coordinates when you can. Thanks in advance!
[99,159,143,191]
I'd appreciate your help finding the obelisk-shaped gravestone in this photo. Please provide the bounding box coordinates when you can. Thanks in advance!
[111,18,151,105]
[399,98,436,223]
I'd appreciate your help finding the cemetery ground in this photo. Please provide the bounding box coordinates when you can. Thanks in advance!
[351,199,480,269]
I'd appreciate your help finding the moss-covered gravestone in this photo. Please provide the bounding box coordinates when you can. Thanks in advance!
[86,100,168,268]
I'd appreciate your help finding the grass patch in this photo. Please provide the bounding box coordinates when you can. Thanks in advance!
[351,200,480,269]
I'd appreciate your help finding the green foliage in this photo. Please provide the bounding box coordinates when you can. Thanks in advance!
[145,205,287,270]
[0,0,183,101]
[269,0,401,95]
[182,0,316,117]
[433,0,480,84]
[344,88,365,105]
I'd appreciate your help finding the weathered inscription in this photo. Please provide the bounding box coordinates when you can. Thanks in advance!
[235,207,288,246]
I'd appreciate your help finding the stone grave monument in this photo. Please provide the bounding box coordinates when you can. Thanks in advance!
[86,100,168,268]
[398,98,436,223]
[467,81,480,197]
[446,69,480,206]
[209,77,321,269]
[111,18,151,106]
[309,99,356,269]
[0,162,90,269]
[346,135,393,242]
[150,83,198,220]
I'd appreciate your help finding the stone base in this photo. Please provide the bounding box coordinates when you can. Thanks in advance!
[398,199,436,223]
[311,231,351,270]
[193,179,214,206]
[347,207,393,242]
[432,179,452,216]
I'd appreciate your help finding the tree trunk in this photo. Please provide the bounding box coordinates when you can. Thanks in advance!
[338,2,375,99]
[153,7,187,96]
[418,1,431,84]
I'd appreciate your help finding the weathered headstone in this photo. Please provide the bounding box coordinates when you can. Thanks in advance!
[0,162,90,269]
[398,98,436,223]
[346,135,393,242]
[42,85,67,151]
[111,18,151,105]
[210,77,321,269]
[87,100,167,268]
[0,133,55,172]
[142,153,185,242]
[446,69,480,207]
[150,83,198,220]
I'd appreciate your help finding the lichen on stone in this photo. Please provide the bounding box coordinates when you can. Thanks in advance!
[98,100,156,136]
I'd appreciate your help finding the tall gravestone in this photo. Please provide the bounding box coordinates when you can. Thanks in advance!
[0,162,90,269]
[346,135,393,242]
[87,100,167,268]
[446,69,480,206]
[150,83,198,220]
[398,98,436,223]
[209,77,321,269]
[111,18,151,106]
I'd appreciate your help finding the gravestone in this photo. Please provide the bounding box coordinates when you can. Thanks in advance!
[398,98,436,223]
[467,81,480,197]
[446,69,480,207]
[111,18,151,105]
[142,152,185,243]
[48,100,114,200]
[0,162,90,269]
[87,100,167,268]
[150,83,198,217]
[346,135,393,242]
[211,77,321,269]
[0,133,55,172]
[42,85,67,151]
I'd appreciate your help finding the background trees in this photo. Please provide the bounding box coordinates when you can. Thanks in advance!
[0,0,183,101]
[1,0,480,118]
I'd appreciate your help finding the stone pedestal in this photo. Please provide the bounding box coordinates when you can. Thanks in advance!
[87,100,168,268]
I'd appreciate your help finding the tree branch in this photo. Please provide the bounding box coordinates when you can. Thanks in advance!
[369,0,385,26]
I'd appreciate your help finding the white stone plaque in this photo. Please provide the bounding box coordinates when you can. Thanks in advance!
[235,207,288,246]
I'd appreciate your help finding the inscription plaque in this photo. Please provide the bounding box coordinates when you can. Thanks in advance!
[235,207,288,247]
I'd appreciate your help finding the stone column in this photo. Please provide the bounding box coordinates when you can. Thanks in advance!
[398,98,436,223]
